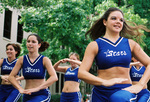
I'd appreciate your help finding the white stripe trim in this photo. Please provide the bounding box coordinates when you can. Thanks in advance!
[13,93,21,102]
[130,94,137,102]
[133,66,143,71]
[146,95,150,102]
[6,58,17,65]
[99,37,123,47]
[41,89,51,102]
[26,55,42,66]
[77,92,82,102]
[70,67,79,71]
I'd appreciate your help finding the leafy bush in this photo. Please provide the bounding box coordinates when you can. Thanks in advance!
[51,94,61,102]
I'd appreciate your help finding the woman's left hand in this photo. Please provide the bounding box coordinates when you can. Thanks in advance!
[123,83,143,94]
[26,87,41,95]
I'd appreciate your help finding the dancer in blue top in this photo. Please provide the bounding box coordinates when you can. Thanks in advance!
[0,43,22,102]
[130,57,150,102]
[8,34,58,102]
[78,7,150,102]
[54,52,82,102]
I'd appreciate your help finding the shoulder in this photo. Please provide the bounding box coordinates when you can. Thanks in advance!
[83,41,99,59]
[43,56,52,65]
[0,58,4,66]
[43,56,50,61]
[87,41,98,49]
[0,58,4,62]
[128,39,140,52]
[86,41,98,52]
[128,39,136,45]
[18,56,24,62]
[14,56,24,66]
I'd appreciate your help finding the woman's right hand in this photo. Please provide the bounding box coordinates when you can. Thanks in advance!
[61,58,70,63]
[1,75,9,82]
[102,78,128,87]
[18,88,30,95]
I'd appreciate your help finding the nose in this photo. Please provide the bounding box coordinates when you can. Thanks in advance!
[116,19,121,23]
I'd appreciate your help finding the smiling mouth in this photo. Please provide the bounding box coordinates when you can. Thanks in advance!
[114,25,120,28]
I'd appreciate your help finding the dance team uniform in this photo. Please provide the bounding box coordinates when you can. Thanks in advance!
[0,58,21,102]
[130,65,150,102]
[91,37,137,102]
[22,55,51,102]
[60,67,82,102]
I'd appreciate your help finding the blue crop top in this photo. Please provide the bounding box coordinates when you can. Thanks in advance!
[1,58,20,75]
[95,37,131,70]
[22,54,46,79]
[65,67,81,83]
[130,66,145,81]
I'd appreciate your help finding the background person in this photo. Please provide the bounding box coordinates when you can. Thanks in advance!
[0,43,22,102]
[130,57,150,102]
[8,34,58,102]
[54,52,82,102]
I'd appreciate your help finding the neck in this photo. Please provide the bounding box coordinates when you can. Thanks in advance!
[28,52,40,59]
[71,66,78,69]
[103,33,120,43]
[7,57,16,62]
[135,65,141,70]
[104,31,120,38]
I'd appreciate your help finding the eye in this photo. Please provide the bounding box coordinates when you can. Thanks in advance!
[27,40,30,43]
[120,18,124,22]
[111,17,116,20]
[32,41,36,43]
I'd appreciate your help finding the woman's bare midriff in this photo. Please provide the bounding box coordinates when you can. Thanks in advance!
[25,79,45,89]
[62,81,80,92]
[1,75,21,85]
[97,67,132,84]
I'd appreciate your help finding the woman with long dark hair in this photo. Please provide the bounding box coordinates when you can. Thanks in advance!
[78,7,150,102]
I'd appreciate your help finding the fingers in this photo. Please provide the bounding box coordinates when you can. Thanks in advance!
[22,90,32,95]
[115,78,128,83]
[61,58,70,63]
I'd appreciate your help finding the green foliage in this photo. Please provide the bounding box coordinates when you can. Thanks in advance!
[20,39,28,56]
[51,94,61,102]
[92,0,147,25]
[16,0,91,63]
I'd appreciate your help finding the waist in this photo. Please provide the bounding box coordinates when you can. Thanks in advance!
[97,67,131,84]
[62,81,80,92]
[25,79,45,89]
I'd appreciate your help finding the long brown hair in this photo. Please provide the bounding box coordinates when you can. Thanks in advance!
[86,7,150,43]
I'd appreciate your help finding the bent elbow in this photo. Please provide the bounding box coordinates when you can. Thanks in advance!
[78,69,82,79]
[55,77,58,82]
[54,75,58,82]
